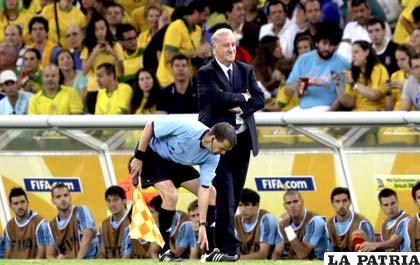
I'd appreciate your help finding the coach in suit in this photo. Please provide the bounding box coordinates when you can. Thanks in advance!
[197,28,264,255]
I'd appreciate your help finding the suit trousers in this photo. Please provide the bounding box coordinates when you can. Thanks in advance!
[213,129,252,255]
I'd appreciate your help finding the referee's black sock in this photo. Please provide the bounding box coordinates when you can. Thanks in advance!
[206,205,216,252]
[159,207,175,253]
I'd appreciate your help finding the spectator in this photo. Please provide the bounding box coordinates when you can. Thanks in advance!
[285,22,349,111]
[116,24,143,85]
[408,181,420,251]
[235,188,278,259]
[294,0,322,43]
[393,3,420,45]
[130,68,160,114]
[409,27,420,54]
[81,0,95,21]
[336,40,388,111]
[81,15,124,113]
[4,187,52,258]
[131,0,174,33]
[400,52,420,111]
[137,4,163,53]
[29,64,83,115]
[242,0,267,27]
[367,17,398,75]
[61,24,85,70]
[105,2,125,38]
[19,48,43,93]
[28,16,60,67]
[98,186,131,259]
[326,187,375,252]
[340,0,387,23]
[359,188,411,252]
[272,191,327,260]
[4,24,26,71]
[385,44,415,111]
[40,0,87,48]
[259,0,299,60]
[156,0,211,87]
[0,0,31,42]
[225,0,259,58]
[157,53,198,114]
[46,183,99,259]
[0,41,18,72]
[337,0,392,62]
[0,70,32,115]
[56,49,88,96]
[377,0,401,28]
[95,62,132,114]
[294,34,315,58]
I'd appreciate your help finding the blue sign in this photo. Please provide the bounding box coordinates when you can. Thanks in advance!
[255,176,316,191]
[24,178,82,192]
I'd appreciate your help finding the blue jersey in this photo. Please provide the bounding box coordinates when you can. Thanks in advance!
[235,212,278,245]
[175,221,197,249]
[382,211,411,252]
[150,118,220,186]
[0,91,33,115]
[0,234,5,258]
[5,211,53,249]
[100,210,131,257]
[53,205,99,259]
[287,50,350,109]
[276,210,327,260]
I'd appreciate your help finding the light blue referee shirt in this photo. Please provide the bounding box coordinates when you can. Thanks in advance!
[53,205,99,259]
[5,210,53,249]
[150,118,220,186]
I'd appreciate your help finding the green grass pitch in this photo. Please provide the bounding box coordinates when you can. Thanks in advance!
[0,260,323,265]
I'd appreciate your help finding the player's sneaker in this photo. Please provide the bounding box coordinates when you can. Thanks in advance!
[159,249,182,262]
[200,248,239,262]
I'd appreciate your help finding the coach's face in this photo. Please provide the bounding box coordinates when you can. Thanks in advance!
[331,193,351,218]
[283,194,304,218]
[51,187,72,211]
[380,195,399,219]
[213,32,236,67]
[10,195,28,218]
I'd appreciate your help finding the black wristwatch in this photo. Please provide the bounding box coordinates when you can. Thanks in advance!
[199,222,208,227]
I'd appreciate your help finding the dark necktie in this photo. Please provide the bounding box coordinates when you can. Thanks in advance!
[227,69,232,86]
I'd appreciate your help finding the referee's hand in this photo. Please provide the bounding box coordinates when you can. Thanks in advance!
[197,225,209,251]
[130,158,143,187]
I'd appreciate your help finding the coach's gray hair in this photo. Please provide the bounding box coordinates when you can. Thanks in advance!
[210,122,237,146]
[0,41,18,62]
[210,28,234,48]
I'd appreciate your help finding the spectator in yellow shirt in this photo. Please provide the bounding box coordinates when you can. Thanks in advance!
[28,16,60,67]
[0,0,31,43]
[130,68,160,114]
[28,64,83,114]
[95,62,132,114]
[131,0,173,33]
[336,40,388,111]
[81,15,124,113]
[137,4,162,53]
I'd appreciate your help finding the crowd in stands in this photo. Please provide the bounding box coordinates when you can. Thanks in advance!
[0,181,419,259]
[0,0,419,116]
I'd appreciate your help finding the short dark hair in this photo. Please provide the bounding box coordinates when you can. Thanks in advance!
[29,16,49,33]
[314,21,342,45]
[188,199,198,212]
[105,185,126,200]
[378,188,397,203]
[116,23,137,41]
[367,17,385,29]
[412,6,420,24]
[209,122,237,146]
[105,2,124,11]
[171,53,188,65]
[149,195,162,211]
[24,48,41,60]
[225,0,242,14]
[240,188,260,206]
[351,0,369,8]
[412,52,420,62]
[97,62,116,78]
[330,187,351,202]
[267,0,287,15]
[51,183,69,197]
[303,0,321,12]
[412,181,420,200]
[9,187,28,204]
[186,0,210,15]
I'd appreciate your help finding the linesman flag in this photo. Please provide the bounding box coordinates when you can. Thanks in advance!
[129,188,164,247]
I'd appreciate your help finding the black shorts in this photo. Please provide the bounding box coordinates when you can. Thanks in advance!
[140,146,199,189]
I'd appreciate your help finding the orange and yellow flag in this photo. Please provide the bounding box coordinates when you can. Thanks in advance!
[129,188,164,247]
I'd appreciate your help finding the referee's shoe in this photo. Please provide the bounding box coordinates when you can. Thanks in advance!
[159,249,182,262]
[200,248,239,262]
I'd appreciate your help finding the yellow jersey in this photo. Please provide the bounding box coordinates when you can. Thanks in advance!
[80,42,124,92]
[156,18,202,87]
[28,85,83,114]
[95,83,133,114]
[275,85,299,111]
[117,0,145,16]
[131,4,173,33]
[390,69,408,110]
[120,48,143,84]
[41,3,87,49]
[134,97,156,114]
[29,40,58,67]
[393,1,420,44]
[345,64,389,111]
[0,12,32,43]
